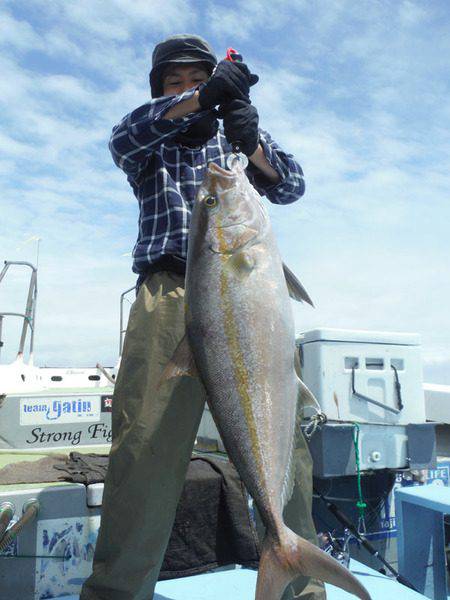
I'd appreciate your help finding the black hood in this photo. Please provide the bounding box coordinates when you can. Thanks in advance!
[149,34,217,98]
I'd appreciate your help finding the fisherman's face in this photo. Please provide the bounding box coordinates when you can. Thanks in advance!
[162,64,209,96]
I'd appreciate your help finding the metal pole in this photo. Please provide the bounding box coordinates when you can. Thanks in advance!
[119,286,136,357]
[2,261,36,271]
[18,268,36,358]
[28,270,38,361]
[0,262,10,285]
[0,315,3,362]
[0,262,37,359]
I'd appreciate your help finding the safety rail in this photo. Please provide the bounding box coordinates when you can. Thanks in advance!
[0,261,37,362]
[119,285,136,357]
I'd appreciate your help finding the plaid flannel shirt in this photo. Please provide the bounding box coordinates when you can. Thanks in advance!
[109,88,305,281]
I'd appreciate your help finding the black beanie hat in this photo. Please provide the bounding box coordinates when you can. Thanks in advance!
[149,34,217,98]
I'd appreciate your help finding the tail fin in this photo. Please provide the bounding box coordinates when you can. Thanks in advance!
[255,527,371,600]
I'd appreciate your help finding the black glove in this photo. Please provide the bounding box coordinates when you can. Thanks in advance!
[198,60,259,110]
[175,112,219,147]
[218,99,260,156]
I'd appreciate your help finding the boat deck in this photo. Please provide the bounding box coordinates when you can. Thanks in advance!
[58,560,425,599]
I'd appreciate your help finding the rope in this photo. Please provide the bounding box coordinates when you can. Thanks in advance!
[303,408,327,440]
[352,423,367,534]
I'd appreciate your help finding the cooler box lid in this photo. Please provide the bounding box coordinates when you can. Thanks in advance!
[297,328,421,346]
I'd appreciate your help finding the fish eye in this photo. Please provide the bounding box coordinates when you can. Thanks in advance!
[204,195,218,208]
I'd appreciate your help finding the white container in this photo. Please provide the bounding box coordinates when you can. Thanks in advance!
[423,383,450,423]
[297,328,425,425]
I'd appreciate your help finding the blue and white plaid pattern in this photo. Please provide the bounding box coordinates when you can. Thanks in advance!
[109,88,305,278]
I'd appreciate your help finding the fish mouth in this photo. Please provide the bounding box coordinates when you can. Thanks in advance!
[208,162,235,178]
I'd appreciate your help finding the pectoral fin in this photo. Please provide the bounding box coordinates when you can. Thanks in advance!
[225,250,255,279]
[283,262,314,306]
[158,334,198,388]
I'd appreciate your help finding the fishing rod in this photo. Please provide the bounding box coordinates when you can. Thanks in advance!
[313,486,419,592]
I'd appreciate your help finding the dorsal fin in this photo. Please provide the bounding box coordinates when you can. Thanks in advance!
[283,262,314,306]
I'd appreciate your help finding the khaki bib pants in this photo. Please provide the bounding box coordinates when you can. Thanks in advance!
[80,271,326,600]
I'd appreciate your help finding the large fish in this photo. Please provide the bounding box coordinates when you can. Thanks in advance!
[162,161,371,600]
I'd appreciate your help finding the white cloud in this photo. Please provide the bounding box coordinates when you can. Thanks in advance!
[205,0,293,40]
[0,132,34,157]
[5,0,198,42]
[0,11,43,52]
[399,1,429,26]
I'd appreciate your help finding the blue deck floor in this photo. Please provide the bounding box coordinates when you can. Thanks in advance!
[63,559,425,599]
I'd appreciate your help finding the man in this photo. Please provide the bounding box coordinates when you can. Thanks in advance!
[80,34,325,600]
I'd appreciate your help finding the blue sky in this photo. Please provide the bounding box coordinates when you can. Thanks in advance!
[0,0,449,384]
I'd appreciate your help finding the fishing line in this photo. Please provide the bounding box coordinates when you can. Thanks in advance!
[352,423,367,534]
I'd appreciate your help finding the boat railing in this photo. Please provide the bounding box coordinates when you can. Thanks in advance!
[119,285,136,357]
[0,261,37,363]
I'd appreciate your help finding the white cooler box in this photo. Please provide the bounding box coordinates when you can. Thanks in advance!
[297,328,426,425]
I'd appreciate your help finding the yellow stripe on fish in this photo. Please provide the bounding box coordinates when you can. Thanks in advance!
[216,221,268,490]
